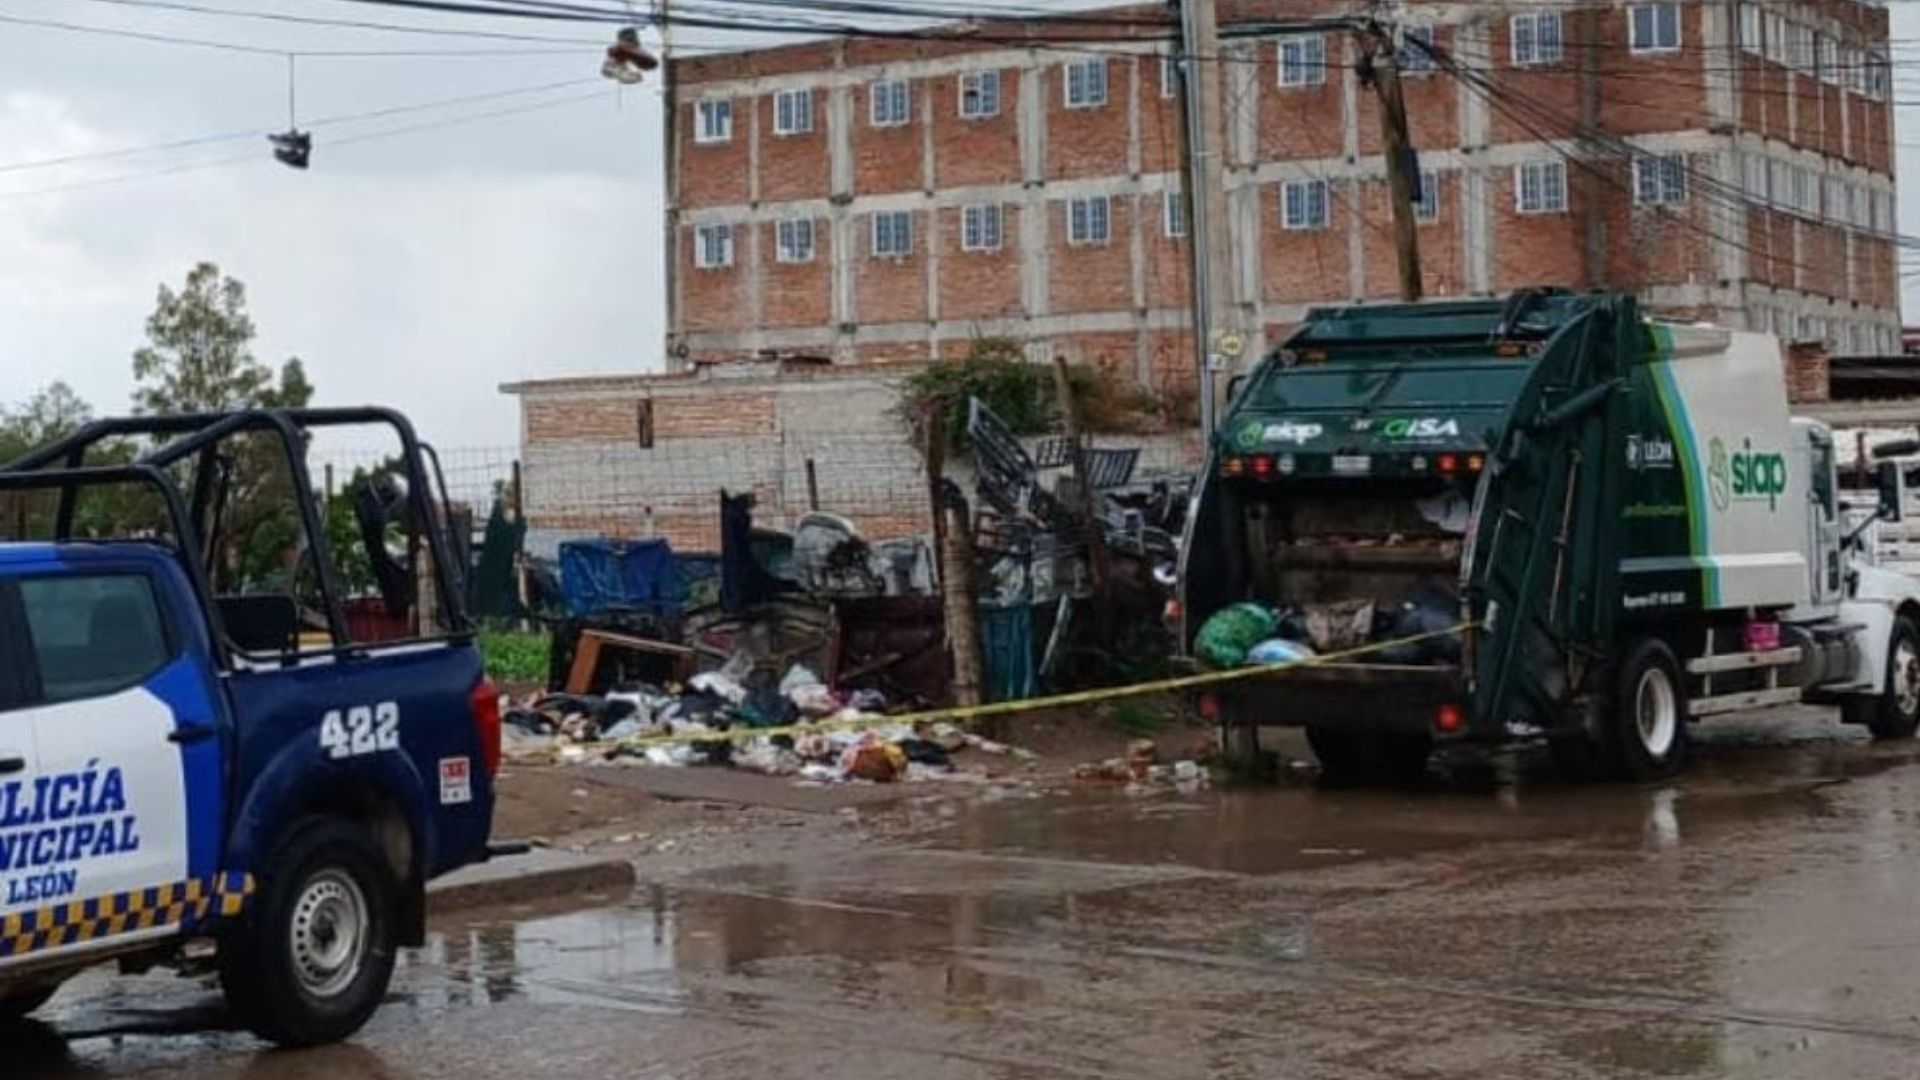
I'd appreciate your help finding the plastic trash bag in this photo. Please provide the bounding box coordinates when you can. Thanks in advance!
[1246,637,1316,665]
[1195,603,1278,669]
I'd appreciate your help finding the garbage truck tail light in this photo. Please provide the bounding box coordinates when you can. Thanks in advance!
[1163,597,1182,625]
[1221,455,1247,478]
[1196,692,1221,720]
[471,676,503,779]
[1466,453,1485,473]
[1437,453,1459,474]
[1435,703,1464,734]
[1250,454,1275,479]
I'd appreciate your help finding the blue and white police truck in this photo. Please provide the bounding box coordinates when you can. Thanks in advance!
[0,407,503,1046]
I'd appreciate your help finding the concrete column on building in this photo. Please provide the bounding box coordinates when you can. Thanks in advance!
[829,83,853,198]
[747,219,765,355]
[1020,51,1049,319]
[923,82,939,360]
[1226,40,1261,345]
[1712,146,1747,287]
[1703,0,1736,126]
[1126,53,1143,179]
[749,84,763,205]
[1228,41,1257,170]
[834,215,856,362]
[1131,189,1150,383]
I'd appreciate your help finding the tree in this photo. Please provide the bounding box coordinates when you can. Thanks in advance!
[132,262,310,415]
[0,381,94,463]
[132,262,315,592]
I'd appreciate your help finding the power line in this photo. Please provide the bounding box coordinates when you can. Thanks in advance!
[57,0,608,45]
[0,10,595,56]
[0,76,603,175]
[0,86,618,200]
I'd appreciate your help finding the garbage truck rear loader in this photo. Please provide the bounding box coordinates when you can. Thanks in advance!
[1178,291,1920,780]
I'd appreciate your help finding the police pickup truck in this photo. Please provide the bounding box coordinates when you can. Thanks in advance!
[0,408,501,1046]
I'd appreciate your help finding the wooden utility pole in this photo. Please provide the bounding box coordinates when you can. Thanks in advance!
[923,403,982,709]
[1051,357,1113,627]
[1364,23,1423,301]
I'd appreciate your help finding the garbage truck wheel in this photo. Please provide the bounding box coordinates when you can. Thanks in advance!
[0,984,57,1022]
[1848,617,1920,741]
[218,819,399,1048]
[1608,637,1689,781]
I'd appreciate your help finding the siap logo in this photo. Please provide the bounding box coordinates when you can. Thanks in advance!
[1262,420,1324,445]
[1380,417,1461,440]
[1706,435,1787,511]
[1626,434,1676,470]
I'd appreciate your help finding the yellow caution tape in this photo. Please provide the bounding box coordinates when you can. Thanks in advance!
[607,621,1476,751]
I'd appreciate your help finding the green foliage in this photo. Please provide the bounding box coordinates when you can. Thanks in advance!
[1108,699,1171,737]
[0,382,93,463]
[480,629,550,685]
[130,262,315,593]
[894,336,1167,455]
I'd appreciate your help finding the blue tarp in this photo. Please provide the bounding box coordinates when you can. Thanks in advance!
[558,538,689,618]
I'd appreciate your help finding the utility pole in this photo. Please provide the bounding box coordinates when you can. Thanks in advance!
[1175,0,1226,439]
[659,0,683,372]
[1362,21,1423,301]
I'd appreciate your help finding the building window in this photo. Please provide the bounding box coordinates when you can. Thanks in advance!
[961,204,1002,252]
[1511,11,1563,66]
[775,218,814,264]
[1398,26,1436,75]
[1744,152,1769,202]
[1738,4,1761,54]
[871,210,913,257]
[694,99,732,144]
[1852,184,1870,227]
[635,399,654,449]
[1281,178,1330,230]
[1064,58,1108,108]
[1515,160,1568,214]
[694,224,733,269]
[869,79,910,127]
[773,88,813,136]
[1818,34,1840,84]
[1763,12,1785,64]
[1867,53,1890,100]
[1788,24,1813,72]
[1164,190,1188,237]
[1160,52,1179,99]
[958,70,1001,119]
[1413,169,1440,222]
[1791,166,1813,216]
[1278,35,1327,86]
[1067,195,1111,244]
[1628,4,1681,54]
[1633,153,1688,205]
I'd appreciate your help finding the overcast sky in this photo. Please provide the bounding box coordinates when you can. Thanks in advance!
[2,0,1917,457]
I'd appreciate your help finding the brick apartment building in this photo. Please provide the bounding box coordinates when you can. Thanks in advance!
[664,0,1901,386]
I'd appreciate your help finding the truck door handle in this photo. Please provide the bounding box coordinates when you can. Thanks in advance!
[0,756,24,775]
[168,723,218,745]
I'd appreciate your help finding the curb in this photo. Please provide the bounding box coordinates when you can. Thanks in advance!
[426,852,637,916]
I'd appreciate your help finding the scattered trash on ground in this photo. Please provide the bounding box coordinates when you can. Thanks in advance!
[502,658,1038,785]
[1070,737,1207,792]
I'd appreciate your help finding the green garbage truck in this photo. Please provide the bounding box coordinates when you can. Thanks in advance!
[1177,290,1920,780]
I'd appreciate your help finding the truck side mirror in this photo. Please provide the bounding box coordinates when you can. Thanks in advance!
[1878,460,1904,523]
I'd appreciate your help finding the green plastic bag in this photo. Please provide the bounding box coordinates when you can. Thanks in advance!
[1195,602,1278,669]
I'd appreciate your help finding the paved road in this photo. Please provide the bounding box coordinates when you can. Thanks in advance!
[17,707,1920,1078]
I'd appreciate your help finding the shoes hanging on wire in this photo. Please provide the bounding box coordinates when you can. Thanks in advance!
[601,27,659,85]
[269,54,311,169]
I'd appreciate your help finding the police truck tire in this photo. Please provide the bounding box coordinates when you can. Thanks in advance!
[0,984,56,1022]
[1853,616,1920,741]
[1609,637,1690,781]
[218,818,399,1048]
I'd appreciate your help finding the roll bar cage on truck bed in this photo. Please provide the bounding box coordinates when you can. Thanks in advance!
[0,407,502,1048]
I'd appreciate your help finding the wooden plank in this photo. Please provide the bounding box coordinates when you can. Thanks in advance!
[1688,686,1803,717]
[1685,646,1803,675]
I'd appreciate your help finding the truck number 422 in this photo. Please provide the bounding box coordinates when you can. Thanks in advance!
[320,703,401,759]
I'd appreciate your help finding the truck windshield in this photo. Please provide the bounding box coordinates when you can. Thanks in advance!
[1255,362,1530,412]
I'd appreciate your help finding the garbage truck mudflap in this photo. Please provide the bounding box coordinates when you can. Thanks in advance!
[1215,663,1470,736]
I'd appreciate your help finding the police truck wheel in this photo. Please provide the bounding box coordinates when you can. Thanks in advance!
[1856,616,1920,741]
[0,984,56,1022]
[218,819,399,1048]
[1609,637,1689,781]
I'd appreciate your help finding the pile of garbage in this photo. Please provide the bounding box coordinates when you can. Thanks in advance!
[1193,590,1461,670]
[501,658,1033,784]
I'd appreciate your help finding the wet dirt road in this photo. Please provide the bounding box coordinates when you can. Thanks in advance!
[19,708,1920,1079]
